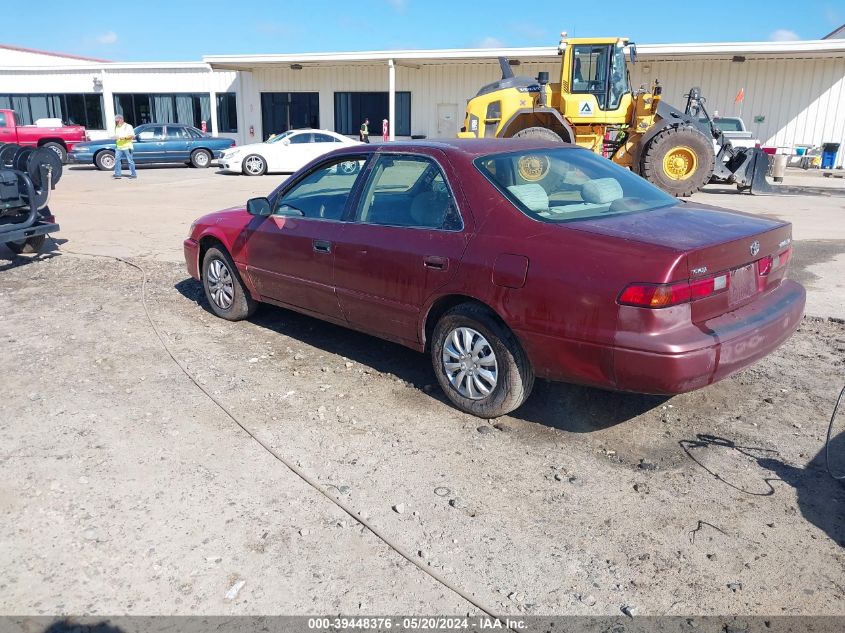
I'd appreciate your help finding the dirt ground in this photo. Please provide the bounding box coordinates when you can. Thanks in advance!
[1,165,843,617]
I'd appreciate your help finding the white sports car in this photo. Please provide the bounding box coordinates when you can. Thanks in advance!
[219,129,362,176]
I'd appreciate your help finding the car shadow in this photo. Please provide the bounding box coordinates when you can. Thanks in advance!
[174,277,667,431]
[679,432,845,547]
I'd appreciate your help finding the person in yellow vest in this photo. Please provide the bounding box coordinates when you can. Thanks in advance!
[359,118,370,143]
[113,114,137,179]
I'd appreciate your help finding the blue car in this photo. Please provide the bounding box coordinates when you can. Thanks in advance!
[68,123,236,170]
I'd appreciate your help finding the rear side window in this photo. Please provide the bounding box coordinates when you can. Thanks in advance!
[0,112,5,127]
[313,133,341,143]
[356,155,462,230]
[475,148,675,222]
[166,126,189,139]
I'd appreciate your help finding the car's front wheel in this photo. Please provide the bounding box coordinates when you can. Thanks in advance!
[95,150,115,171]
[191,149,212,168]
[431,303,534,418]
[202,246,257,321]
[242,154,267,176]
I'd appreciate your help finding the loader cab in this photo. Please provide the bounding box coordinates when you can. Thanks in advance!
[559,37,633,125]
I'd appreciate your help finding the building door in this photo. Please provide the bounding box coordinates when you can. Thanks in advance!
[260,92,319,141]
[436,103,458,137]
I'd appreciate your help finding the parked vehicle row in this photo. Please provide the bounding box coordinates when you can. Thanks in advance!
[184,138,804,417]
[68,124,236,170]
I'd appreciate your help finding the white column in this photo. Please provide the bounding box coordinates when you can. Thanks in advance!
[208,69,219,136]
[388,58,396,141]
[101,68,114,134]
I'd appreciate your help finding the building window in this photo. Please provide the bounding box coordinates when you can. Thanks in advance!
[0,93,105,128]
[334,92,411,137]
[113,93,211,130]
[216,92,238,133]
[260,92,319,140]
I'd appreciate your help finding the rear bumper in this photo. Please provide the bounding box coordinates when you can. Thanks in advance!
[1,220,60,244]
[612,280,806,393]
[184,238,200,280]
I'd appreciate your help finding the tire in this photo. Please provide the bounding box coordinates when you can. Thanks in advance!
[42,142,67,164]
[95,150,115,171]
[639,125,715,197]
[512,127,565,143]
[201,246,257,321]
[242,154,267,176]
[431,303,534,418]
[6,235,46,255]
[190,149,212,168]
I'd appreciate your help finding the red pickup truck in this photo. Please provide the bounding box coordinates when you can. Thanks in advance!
[0,109,86,163]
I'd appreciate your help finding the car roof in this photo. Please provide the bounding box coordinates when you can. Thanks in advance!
[331,137,580,158]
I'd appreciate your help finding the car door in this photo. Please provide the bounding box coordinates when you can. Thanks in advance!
[133,125,166,162]
[163,125,191,161]
[277,131,314,172]
[244,154,368,321]
[332,151,472,345]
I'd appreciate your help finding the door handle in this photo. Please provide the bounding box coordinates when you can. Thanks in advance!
[423,255,448,270]
[313,240,332,254]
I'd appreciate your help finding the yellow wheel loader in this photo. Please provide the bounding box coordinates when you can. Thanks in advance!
[458,35,772,196]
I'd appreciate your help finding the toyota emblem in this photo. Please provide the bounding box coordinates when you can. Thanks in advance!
[750,241,760,256]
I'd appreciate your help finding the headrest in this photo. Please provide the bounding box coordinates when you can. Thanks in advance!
[507,183,549,212]
[581,178,623,204]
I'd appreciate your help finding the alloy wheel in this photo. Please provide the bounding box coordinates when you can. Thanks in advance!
[206,258,234,310]
[441,326,499,400]
[244,156,265,175]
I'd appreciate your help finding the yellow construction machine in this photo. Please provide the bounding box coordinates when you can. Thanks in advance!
[458,34,771,196]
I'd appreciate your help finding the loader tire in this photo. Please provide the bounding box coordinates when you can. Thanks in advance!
[512,127,565,143]
[640,126,715,197]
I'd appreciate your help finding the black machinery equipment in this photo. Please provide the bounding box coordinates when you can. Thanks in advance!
[0,142,62,254]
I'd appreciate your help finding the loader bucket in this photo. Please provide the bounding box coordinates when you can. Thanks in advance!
[729,148,774,194]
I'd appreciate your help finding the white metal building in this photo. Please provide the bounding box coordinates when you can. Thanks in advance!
[2,38,845,165]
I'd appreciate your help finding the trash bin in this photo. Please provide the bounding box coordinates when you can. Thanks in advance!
[821,142,840,169]
[772,154,788,182]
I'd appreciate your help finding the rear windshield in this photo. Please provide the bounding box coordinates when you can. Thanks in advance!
[474,148,676,222]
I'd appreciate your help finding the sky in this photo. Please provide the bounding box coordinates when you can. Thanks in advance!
[1,0,843,62]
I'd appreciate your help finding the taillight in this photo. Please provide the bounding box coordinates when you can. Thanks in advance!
[618,273,729,308]
[775,247,792,270]
[758,255,773,276]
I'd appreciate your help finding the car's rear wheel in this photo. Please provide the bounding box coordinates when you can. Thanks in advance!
[95,150,115,171]
[42,142,67,164]
[242,154,267,176]
[202,246,257,321]
[431,303,534,418]
[6,235,46,255]
[190,149,212,168]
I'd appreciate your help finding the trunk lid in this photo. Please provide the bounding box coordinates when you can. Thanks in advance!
[570,201,794,321]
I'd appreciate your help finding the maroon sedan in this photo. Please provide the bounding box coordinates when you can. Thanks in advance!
[184,139,804,417]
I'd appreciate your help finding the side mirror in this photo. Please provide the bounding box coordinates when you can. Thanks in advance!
[282,139,290,146]
[247,197,272,216]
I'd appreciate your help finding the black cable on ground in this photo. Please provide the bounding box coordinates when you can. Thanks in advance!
[53,244,510,624]
[825,385,845,480]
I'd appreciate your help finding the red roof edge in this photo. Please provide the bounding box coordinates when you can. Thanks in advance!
[0,43,111,63]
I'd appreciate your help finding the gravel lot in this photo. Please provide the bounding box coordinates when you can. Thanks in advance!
[1,165,843,617]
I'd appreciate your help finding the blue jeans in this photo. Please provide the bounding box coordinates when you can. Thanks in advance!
[114,147,136,177]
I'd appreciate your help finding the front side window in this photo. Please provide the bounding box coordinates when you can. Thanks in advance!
[475,148,676,222]
[355,155,462,230]
[288,133,313,144]
[274,157,367,220]
[137,125,165,141]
